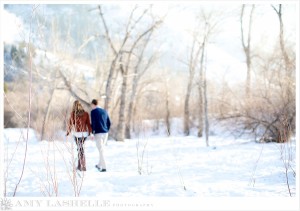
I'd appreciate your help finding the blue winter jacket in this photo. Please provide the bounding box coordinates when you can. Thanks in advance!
[91,107,111,134]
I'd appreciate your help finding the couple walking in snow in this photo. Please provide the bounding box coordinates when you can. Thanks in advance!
[66,99,111,172]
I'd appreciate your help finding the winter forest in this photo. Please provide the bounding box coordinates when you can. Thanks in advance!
[1,2,298,205]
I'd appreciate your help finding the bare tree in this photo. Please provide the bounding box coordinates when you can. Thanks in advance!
[203,44,209,147]
[271,4,291,75]
[183,28,202,136]
[240,4,255,97]
[271,4,294,117]
[197,41,204,138]
[116,18,162,142]
[164,77,171,135]
[96,5,145,112]
[130,75,162,135]
[219,4,295,143]
[94,5,163,141]
[125,32,156,139]
[197,10,221,145]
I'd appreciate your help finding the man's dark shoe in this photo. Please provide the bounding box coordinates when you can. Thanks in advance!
[95,165,106,172]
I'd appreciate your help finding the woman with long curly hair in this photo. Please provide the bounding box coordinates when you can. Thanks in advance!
[67,100,92,171]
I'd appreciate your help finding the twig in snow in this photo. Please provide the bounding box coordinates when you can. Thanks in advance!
[167,129,186,191]
[249,143,265,187]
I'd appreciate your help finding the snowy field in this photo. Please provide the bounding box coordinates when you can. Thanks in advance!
[3,128,296,198]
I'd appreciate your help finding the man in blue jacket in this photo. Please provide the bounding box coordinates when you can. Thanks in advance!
[91,99,111,172]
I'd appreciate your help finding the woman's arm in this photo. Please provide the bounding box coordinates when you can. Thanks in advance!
[86,112,92,135]
[66,112,73,135]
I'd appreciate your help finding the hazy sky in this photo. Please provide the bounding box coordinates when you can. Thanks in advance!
[2,3,297,84]
[3,3,297,53]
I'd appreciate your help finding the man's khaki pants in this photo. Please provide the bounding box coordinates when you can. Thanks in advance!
[95,133,108,169]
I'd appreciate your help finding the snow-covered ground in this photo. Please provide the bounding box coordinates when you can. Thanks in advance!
[3,128,296,198]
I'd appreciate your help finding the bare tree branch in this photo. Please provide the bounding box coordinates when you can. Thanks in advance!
[58,69,90,108]
[98,5,117,55]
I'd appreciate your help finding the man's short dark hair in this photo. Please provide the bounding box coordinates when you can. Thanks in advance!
[91,99,98,106]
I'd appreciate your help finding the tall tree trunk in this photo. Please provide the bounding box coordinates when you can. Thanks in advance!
[183,43,196,136]
[197,86,203,137]
[272,4,290,75]
[104,57,117,112]
[184,38,195,136]
[125,76,139,139]
[240,4,255,97]
[125,33,154,139]
[245,53,251,97]
[165,79,171,135]
[116,55,127,142]
[132,90,141,135]
[184,81,192,136]
[272,4,294,139]
[203,54,209,147]
[184,33,202,136]
[98,5,127,112]
[98,5,156,113]
[98,5,162,141]
[198,44,205,138]
[125,84,136,139]
[117,22,161,141]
